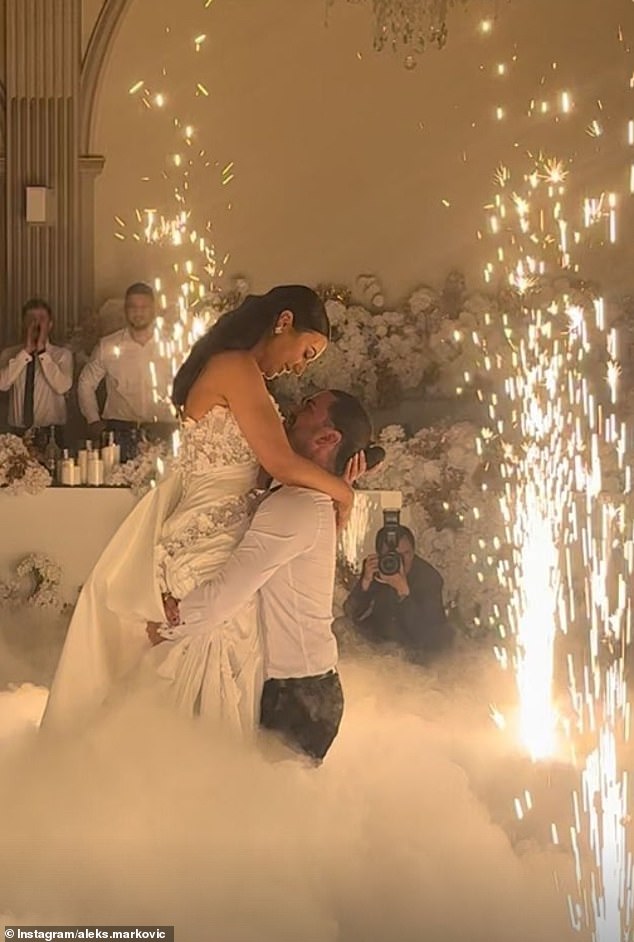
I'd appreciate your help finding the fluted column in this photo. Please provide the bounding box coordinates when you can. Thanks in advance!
[3,0,81,341]
[79,154,105,321]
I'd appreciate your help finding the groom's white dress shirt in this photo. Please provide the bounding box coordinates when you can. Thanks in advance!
[177,486,338,680]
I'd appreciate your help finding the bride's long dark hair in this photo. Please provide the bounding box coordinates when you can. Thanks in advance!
[172,285,329,409]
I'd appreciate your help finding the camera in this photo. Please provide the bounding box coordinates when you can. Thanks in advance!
[363,444,385,471]
[378,508,402,576]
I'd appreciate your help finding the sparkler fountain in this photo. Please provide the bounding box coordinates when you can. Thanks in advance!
[477,151,633,941]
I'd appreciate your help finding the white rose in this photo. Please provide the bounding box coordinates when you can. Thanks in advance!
[325,299,347,321]
[421,463,442,484]
[408,286,438,316]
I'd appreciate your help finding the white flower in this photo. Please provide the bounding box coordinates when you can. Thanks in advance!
[378,425,407,444]
[0,552,63,609]
[107,442,172,496]
[0,434,52,496]
[408,286,438,317]
[421,462,443,484]
[325,299,347,322]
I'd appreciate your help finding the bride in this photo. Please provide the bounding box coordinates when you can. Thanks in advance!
[42,285,353,735]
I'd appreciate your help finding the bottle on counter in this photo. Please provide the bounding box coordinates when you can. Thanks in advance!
[57,448,72,485]
[44,426,61,480]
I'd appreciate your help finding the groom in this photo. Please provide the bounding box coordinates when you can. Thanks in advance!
[148,389,374,762]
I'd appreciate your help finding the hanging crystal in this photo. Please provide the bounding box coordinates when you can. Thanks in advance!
[328,0,471,59]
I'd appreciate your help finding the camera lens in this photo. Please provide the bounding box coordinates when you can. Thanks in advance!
[378,551,400,576]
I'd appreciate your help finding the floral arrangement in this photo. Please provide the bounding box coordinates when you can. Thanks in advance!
[275,272,629,412]
[272,272,632,634]
[0,553,63,609]
[0,434,52,496]
[354,422,509,636]
[106,440,173,496]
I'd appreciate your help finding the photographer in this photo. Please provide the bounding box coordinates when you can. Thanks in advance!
[344,524,453,661]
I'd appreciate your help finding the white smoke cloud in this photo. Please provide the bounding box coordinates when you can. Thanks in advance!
[0,611,577,942]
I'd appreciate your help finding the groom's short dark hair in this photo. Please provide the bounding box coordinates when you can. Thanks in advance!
[327,389,372,476]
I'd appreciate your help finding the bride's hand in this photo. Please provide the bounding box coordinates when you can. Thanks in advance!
[147,622,166,646]
[162,593,181,626]
[343,450,367,486]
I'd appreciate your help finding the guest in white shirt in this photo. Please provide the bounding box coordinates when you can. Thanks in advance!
[0,298,73,446]
[77,282,175,457]
[148,389,375,763]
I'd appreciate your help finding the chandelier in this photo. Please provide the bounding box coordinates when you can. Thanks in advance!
[329,0,470,63]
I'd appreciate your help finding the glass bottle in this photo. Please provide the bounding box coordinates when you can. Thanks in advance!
[44,426,61,479]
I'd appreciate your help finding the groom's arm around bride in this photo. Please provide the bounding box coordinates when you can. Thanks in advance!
[149,389,375,763]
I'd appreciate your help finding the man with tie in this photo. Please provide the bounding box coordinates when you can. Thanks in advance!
[0,298,73,446]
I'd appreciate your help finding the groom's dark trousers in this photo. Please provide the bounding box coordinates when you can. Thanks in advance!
[260,669,344,761]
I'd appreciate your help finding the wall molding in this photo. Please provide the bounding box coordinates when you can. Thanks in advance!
[80,0,134,153]
[0,80,5,153]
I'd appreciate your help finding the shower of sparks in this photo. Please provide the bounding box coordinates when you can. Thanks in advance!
[477,132,632,937]
[541,157,568,184]
[608,193,617,243]
[112,13,239,472]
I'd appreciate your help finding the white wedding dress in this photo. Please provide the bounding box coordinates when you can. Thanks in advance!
[42,406,264,734]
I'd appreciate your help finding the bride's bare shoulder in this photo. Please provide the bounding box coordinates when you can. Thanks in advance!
[185,350,264,417]
[197,350,262,387]
[204,349,259,372]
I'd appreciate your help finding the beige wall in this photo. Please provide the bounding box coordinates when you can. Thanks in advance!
[92,0,634,307]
